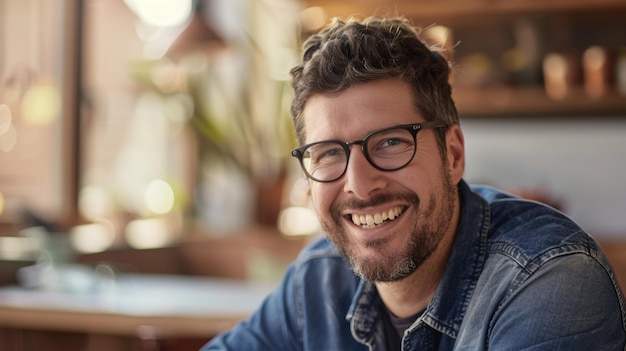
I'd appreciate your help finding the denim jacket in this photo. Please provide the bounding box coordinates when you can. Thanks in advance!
[202,181,626,350]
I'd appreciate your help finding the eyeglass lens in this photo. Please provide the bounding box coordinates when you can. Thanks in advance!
[300,126,416,182]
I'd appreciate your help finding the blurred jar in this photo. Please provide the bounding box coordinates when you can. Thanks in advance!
[583,46,613,98]
[543,51,580,100]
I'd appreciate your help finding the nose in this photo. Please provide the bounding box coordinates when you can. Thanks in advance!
[342,145,387,199]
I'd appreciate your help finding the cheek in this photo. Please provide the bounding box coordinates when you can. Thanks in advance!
[395,166,445,203]
[407,149,448,183]
[395,165,432,188]
[309,183,336,214]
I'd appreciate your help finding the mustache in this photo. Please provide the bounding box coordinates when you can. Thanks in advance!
[330,192,420,220]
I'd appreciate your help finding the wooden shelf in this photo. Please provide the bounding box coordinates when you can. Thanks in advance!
[454,86,626,118]
[302,0,626,22]
[301,0,626,118]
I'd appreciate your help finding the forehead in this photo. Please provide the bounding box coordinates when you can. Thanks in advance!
[302,79,423,143]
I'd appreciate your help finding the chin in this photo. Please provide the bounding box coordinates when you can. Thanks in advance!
[349,247,417,282]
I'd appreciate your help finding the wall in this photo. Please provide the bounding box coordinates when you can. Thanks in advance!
[462,117,626,239]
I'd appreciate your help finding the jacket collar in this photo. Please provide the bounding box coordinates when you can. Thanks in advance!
[423,180,490,337]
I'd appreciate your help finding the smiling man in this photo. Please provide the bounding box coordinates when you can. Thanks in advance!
[201,16,626,350]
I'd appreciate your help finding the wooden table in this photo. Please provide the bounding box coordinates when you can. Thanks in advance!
[0,273,276,350]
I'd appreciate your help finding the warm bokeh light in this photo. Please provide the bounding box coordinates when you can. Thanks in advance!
[20,82,61,126]
[79,186,113,220]
[70,222,116,254]
[0,192,4,216]
[278,206,320,237]
[124,0,192,27]
[423,25,453,63]
[144,179,175,215]
[300,6,326,32]
[124,218,171,249]
[0,237,24,260]
[0,236,39,261]
[424,25,452,49]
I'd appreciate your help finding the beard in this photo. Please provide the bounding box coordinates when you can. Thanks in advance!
[320,166,458,282]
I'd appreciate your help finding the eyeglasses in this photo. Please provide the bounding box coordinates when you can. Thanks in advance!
[291,121,445,182]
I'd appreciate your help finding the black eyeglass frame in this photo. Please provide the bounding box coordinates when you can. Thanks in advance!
[291,121,446,183]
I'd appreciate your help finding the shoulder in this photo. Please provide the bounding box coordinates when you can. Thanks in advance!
[470,184,624,309]
[471,184,595,261]
[466,186,626,344]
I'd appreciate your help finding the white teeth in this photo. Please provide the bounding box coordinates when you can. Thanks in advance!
[351,207,403,228]
[374,213,382,223]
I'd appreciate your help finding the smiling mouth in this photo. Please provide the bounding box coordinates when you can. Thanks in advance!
[350,206,405,228]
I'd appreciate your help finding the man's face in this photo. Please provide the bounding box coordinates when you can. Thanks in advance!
[301,79,464,282]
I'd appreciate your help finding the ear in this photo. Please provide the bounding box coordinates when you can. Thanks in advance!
[445,124,465,184]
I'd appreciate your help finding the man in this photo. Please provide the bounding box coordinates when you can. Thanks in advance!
[202,16,626,350]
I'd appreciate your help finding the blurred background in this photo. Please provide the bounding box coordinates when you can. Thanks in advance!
[1,0,625,349]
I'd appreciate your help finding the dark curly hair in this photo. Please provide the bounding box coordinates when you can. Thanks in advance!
[290,16,458,155]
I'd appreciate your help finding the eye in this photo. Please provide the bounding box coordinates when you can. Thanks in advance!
[308,143,345,165]
[380,137,404,148]
[370,130,414,156]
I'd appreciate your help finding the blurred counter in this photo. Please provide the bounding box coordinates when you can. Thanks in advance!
[0,273,276,350]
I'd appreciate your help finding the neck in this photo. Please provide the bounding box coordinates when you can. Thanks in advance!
[375,205,459,318]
